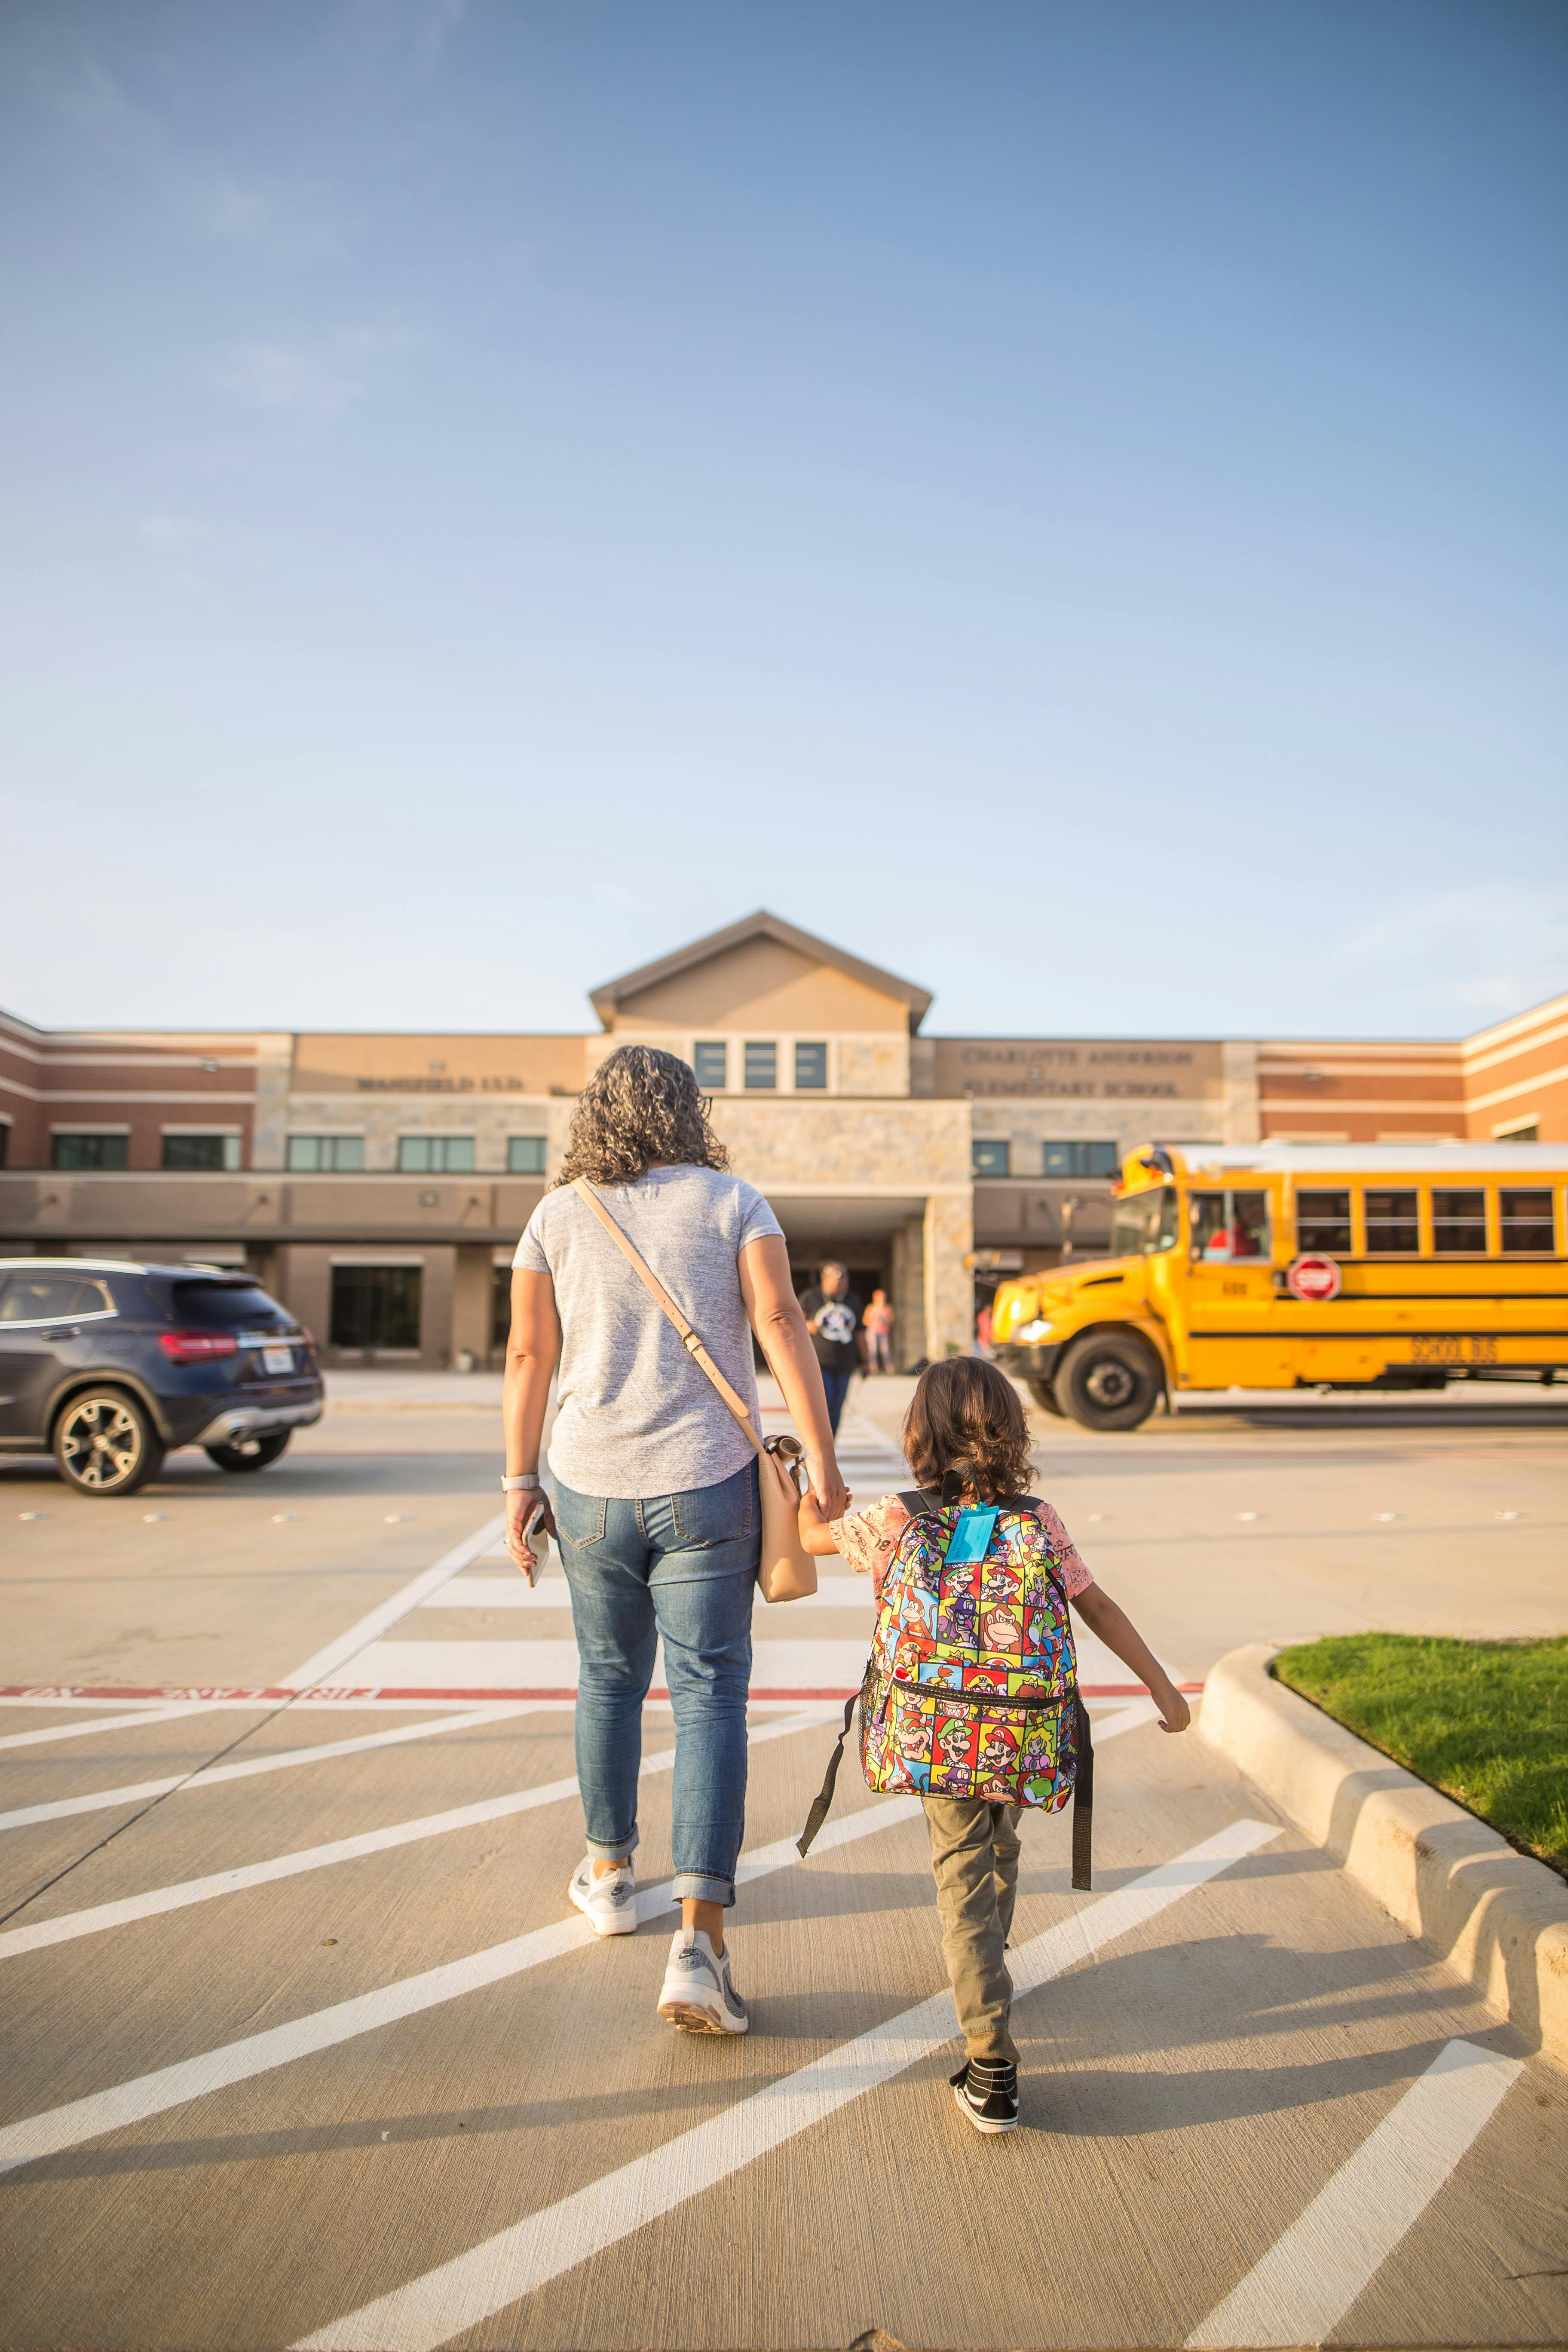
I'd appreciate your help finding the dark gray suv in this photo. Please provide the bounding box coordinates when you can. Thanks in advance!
[0,1258,323,1496]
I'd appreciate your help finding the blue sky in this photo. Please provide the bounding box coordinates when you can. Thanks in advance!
[2,0,1564,1041]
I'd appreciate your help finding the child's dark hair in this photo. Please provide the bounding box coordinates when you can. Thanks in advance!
[902,1357,1033,1501]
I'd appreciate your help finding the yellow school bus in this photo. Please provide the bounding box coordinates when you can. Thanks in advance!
[990,1142,1568,1430]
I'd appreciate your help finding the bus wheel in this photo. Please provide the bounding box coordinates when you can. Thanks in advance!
[1057,1334,1161,1432]
[1026,1376,1065,1418]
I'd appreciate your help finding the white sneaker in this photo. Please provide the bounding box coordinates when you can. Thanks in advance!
[657,1927,749,2034]
[568,1856,638,1936]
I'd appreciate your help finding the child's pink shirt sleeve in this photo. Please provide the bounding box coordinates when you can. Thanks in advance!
[829,1494,910,1583]
[830,1495,1093,1600]
[1035,1501,1094,1598]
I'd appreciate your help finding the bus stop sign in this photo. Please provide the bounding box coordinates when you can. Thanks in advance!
[1288,1253,1343,1302]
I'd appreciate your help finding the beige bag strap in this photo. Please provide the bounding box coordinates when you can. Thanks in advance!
[570,1176,763,1457]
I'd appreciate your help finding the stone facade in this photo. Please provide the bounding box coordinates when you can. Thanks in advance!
[6,914,1556,1371]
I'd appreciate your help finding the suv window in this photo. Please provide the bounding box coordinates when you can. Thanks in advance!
[0,1275,113,1322]
[169,1280,293,1331]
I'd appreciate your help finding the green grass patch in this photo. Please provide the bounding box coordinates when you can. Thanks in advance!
[1273,1633,1568,1877]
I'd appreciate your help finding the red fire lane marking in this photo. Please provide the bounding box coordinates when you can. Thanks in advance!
[2,1680,1204,1705]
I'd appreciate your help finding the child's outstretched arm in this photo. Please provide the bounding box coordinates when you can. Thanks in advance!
[1072,1584,1190,1733]
[798,1489,842,1557]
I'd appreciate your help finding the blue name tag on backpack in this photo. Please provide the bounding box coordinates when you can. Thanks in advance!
[942,1506,999,1565]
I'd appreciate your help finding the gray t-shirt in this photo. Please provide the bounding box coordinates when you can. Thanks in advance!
[513,1164,784,1500]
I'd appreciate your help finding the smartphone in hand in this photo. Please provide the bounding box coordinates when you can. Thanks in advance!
[515,1496,549,1588]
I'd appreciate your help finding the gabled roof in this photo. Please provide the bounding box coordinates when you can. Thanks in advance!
[588,910,934,1033]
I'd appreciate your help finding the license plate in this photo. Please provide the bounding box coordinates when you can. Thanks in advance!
[261,1345,294,1375]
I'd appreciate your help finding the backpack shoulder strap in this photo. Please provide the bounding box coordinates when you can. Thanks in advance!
[897,1488,940,1517]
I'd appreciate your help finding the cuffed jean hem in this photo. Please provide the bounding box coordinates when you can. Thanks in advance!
[670,1871,736,1908]
[585,1827,640,1863]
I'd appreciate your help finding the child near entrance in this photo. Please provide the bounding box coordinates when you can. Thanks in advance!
[800,1357,1189,2132]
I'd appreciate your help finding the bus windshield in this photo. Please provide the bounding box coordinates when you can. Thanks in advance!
[1111,1186,1179,1257]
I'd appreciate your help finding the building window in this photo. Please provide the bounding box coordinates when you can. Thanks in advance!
[397,1135,475,1174]
[287,1135,364,1172]
[1364,1188,1420,1254]
[794,1041,827,1090]
[329,1265,422,1350]
[1041,1141,1119,1178]
[491,1264,512,1349]
[1496,1121,1539,1143]
[1296,1189,1352,1254]
[507,1135,547,1175]
[692,1041,727,1090]
[162,1134,241,1172]
[51,1133,128,1171]
[1499,1189,1555,1253]
[973,1139,1011,1178]
[1432,1188,1487,1254]
[744,1041,777,1090]
[0,1124,8,1168]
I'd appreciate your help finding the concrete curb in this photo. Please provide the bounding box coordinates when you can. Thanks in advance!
[1199,1642,1568,2067]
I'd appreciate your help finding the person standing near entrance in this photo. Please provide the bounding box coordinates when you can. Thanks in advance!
[799,1261,862,1433]
[864,1287,895,1373]
[502,1045,848,2036]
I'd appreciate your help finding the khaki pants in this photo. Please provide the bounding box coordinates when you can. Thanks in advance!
[922,1796,1023,2064]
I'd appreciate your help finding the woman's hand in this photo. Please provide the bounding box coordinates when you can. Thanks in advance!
[505,1486,558,1581]
[805,1453,849,1524]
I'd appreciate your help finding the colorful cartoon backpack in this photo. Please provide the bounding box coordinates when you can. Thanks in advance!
[797,1487,1094,1887]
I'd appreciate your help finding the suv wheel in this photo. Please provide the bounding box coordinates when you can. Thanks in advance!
[54,1390,165,1496]
[1056,1333,1162,1432]
[205,1432,292,1474]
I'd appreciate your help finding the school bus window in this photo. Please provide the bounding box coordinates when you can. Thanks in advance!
[1364,1188,1419,1253]
[1190,1189,1271,1262]
[1499,1189,1556,1253]
[1433,1188,1487,1254]
[1110,1186,1179,1256]
[1296,1190,1351,1255]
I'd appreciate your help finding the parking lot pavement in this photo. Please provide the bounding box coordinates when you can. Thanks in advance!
[1,1396,1564,2349]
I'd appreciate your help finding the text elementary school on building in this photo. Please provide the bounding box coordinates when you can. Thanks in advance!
[1,911,1563,1369]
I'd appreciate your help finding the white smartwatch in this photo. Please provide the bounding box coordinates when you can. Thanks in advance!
[501,1472,541,1492]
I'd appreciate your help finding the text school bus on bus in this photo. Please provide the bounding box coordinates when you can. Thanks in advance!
[989,1142,1568,1431]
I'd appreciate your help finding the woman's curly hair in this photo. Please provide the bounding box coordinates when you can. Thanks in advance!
[903,1357,1034,1502]
[550,1044,730,1189]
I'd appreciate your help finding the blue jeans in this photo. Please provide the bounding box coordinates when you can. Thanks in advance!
[820,1368,854,1432]
[553,1458,758,1908]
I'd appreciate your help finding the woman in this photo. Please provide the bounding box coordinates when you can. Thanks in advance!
[502,1044,848,2036]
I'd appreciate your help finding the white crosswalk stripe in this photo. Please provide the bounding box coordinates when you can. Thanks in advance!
[293,1820,1281,2352]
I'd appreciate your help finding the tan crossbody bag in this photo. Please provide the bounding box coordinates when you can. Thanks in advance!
[571,1177,818,1603]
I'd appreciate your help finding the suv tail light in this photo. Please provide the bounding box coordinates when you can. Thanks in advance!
[159,1330,240,1363]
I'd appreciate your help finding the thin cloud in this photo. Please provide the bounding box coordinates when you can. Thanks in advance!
[341,0,466,85]
[41,47,348,262]
[134,512,206,548]
[1330,884,1568,1028]
[214,320,415,416]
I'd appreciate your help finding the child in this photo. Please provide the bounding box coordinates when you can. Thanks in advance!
[801,1356,1189,2135]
